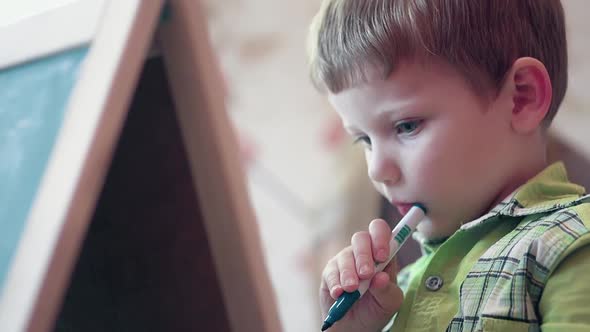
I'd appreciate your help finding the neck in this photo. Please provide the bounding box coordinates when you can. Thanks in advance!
[488,141,549,210]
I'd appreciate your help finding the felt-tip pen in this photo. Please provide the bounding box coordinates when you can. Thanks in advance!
[320,203,427,331]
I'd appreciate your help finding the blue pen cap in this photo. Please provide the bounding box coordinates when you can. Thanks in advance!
[412,203,427,214]
[324,290,361,325]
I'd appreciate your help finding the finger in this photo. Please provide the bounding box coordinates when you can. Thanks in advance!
[336,247,359,293]
[368,268,404,315]
[319,259,339,317]
[351,231,374,279]
[321,258,343,299]
[370,274,404,313]
[369,219,392,263]
[370,271,391,289]
[382,257,399,281]
[369,259,399,290]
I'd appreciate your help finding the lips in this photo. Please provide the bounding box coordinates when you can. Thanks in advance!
[391,202,414,216]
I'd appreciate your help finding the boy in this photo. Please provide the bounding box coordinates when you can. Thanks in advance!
[307,0,590,331]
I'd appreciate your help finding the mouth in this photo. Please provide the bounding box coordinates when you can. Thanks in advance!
[391,202,414,216]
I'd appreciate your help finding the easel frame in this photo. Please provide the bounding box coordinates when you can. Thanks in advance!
[158,1,282,331]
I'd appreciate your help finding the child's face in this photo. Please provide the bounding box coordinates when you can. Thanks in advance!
[328,61,514,239]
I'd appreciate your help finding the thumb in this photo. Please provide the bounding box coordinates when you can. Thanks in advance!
[368,258,403,314]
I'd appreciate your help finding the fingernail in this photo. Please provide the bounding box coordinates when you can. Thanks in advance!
[330,285,341,296]
[343,278,355,287]
[360,264,370,276]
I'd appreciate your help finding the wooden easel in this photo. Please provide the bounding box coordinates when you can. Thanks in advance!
[0,1,281,331]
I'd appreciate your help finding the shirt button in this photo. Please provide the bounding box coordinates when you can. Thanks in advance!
[425,276,444,291]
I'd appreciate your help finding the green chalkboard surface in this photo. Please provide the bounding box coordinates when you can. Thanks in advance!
[0,47,88,291]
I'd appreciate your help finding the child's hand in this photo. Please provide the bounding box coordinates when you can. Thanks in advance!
[319,219,403,332]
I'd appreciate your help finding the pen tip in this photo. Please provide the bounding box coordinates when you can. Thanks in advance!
[413,203,427,213]
[321,322,332,331]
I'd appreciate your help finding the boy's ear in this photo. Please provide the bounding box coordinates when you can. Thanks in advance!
[500,57,552,134]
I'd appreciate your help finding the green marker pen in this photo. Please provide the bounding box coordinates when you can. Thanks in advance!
[320,203,427,331]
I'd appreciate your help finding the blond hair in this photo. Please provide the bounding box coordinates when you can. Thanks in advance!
[307,0,567,125]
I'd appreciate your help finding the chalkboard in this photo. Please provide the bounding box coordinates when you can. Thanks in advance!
[0,46,88,291]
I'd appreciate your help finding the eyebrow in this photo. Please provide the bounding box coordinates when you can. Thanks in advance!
[376,99,419,116]
[342,97,423,131]
[374,106,416,122]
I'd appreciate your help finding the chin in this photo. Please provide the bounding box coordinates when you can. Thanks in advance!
[416,218,456,242]
[416,222,437,240]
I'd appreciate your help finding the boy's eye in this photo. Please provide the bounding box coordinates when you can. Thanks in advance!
[353,135,371,147]
[395,119,423,135]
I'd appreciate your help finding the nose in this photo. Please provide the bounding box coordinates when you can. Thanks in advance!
[366,145,401,185]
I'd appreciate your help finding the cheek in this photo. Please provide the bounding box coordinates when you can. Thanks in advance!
[408,133,474,196]
[427,121,491,172]
[411,152,451,196]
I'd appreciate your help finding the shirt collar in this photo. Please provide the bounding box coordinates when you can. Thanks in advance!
[414,162,588,251]
[461,161,587,230]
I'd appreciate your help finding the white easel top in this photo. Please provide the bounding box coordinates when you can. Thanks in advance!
[0,0,106,70]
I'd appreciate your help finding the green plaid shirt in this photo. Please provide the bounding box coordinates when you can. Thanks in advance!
[389,162,590,332]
